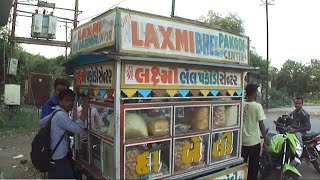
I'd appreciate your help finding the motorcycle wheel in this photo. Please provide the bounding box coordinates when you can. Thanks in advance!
[311,158,320,173]
[282,171,299,180]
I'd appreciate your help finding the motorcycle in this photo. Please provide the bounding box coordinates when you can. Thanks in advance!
[260,115,320,179]
[260,116,303,180]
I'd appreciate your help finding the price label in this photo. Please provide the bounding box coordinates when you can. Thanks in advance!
[136,150,162,175]
[212,131,234,157]
[181,136,203,165]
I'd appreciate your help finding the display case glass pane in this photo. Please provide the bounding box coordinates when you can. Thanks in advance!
[102,141,115,179]
[125,107,172,140]
[78,132,89,162]
[90,135,102,171]
[175,106,210,134]
[211,130,239,164]
[212,105,239,129]
[173,134,209,173]
[125,140,171,179]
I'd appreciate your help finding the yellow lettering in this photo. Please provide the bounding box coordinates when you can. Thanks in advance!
[135,150,162,175]
[181,136,203,165]
[212,132,234,157]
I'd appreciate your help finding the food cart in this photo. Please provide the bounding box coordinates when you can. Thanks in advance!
[63,7,254,179]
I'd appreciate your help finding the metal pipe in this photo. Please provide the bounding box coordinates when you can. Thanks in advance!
[74,0,79,28]
[16,10,76,22]
[171,0,175,17]
[266,0,269,109]
[65,21,68,60]
[17,2,83,13]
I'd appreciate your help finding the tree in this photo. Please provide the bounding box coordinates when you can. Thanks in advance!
[199,10,245,35]
[305,59,320,94]
[274,60,309,97]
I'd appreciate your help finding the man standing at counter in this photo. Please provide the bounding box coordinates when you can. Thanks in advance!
[242,84,267,180]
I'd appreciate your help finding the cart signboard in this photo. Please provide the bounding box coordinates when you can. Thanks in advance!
[120,10,249,65]
[122,62,242,89]
[71,10,116,54]
[74,62,114,88]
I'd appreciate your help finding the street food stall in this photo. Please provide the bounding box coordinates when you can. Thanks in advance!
[63,7,254,179]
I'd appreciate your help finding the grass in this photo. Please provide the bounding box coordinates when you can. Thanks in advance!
[0,108,40,134]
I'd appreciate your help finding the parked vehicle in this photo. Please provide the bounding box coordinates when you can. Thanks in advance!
[260,116,303,179]
[260,115,320,179]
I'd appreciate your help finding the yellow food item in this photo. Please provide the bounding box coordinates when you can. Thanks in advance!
[147,119,170,136]
[107,113,148,139]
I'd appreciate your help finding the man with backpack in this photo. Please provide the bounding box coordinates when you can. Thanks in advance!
[41,78,70,119]
[38,89,89,179]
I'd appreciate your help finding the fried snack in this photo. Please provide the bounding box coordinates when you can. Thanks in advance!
[191,107,209,130]
[212,106,226,128]
[147,119,170,136]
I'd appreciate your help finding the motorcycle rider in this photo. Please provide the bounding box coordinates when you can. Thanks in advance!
[288,97,311,142]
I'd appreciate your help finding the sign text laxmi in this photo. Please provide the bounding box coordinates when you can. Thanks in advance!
[121,12,249,64]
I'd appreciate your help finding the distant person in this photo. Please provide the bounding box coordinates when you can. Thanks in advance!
[41,78,69,119]
[40,89,89,179]
[288,97,311,142]
[77,104,104,130]
[242,84,267,180]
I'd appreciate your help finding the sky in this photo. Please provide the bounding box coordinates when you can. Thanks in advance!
[12,0,320,68]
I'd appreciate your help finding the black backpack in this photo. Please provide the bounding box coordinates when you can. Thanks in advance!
[30,109,65,172]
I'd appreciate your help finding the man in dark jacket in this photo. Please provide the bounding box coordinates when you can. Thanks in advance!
[289,97,311,134]
[41,79,69,119]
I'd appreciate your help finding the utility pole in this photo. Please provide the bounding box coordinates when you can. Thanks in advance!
[65,22,68,60]
[74,0,79,28]
[171,0,175,17]
[8,0,18,84]
[261,0,274,109]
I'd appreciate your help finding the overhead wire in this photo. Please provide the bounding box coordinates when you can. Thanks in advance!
[78,0,126,22]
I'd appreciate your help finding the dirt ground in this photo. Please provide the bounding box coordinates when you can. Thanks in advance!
[0,105,319,179]
[0,132,41,179]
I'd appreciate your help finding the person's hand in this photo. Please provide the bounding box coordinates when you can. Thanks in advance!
[263,139,268,151]
[82,96,90,105]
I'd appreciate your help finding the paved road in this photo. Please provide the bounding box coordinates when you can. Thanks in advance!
[261,105,320,179]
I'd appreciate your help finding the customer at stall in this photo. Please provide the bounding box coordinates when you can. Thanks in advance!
[40,89,89,179]
[241,84,267,180]
[41,78,70,119]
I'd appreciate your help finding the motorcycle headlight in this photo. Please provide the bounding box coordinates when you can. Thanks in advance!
[296,142,303,157]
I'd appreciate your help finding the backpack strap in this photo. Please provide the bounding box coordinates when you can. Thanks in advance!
[46,109,67,157]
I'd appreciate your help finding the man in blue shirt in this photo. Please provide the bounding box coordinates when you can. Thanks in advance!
[40,89,89,179]
[41,78,70,119]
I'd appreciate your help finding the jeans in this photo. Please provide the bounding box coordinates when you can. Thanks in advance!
[242,143,261,180]
[48,156,74,179]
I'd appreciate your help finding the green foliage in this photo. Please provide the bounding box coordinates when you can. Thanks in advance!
[199,10,245,34]
[268,88,292,108]
[273,60,309,97]
[0,108,39,133]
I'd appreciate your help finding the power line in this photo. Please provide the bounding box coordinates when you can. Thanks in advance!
[78,0,126,22]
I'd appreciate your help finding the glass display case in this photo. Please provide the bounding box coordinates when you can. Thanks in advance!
[174,106,210,134]
[124,140,171,179]
[124,107,172,140]
[212,104,240,129]
[211,130,239,164]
